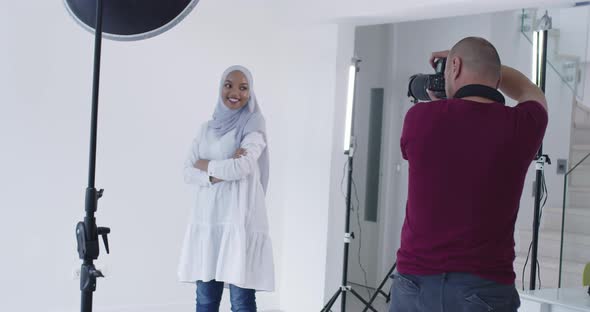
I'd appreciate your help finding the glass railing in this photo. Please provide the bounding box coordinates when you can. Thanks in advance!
[558,148,590,288]
[521,7,590,102]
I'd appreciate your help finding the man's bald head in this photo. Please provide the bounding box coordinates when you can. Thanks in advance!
[445,37,501,97]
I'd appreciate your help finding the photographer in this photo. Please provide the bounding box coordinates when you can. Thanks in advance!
[391,37,548,312]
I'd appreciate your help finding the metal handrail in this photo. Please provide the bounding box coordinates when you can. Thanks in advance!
[567,152,590,176]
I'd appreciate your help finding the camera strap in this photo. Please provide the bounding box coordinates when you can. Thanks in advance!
[453,84,505,104]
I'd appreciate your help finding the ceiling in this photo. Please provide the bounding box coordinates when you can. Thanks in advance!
[201,0,578,25]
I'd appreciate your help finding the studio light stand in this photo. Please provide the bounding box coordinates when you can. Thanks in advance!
[529,11,552,291]
[321,58,378,312]
[75,1,111,312]
[64,1,200,311]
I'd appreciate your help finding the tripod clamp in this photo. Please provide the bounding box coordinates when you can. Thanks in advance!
[344,232,355,243]
[76,187,110,293]
[534,154,551,170]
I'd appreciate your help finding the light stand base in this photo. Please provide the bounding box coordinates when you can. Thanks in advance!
[361,262,396,312]
[321,286,378,312]
[320,152,379,312]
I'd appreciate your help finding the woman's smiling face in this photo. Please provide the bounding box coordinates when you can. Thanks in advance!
[222,70,250,110]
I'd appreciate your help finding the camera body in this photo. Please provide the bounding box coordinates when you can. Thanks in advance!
[408,58,447,102]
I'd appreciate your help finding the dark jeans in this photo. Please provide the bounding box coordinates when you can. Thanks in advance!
[196,280,257,312]
[389,272,520,312]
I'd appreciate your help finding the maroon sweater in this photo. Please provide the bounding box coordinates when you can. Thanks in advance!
[397,99,548,284]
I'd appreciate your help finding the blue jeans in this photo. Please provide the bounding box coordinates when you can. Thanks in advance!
[196,280,257,312]
[389,272,520,312]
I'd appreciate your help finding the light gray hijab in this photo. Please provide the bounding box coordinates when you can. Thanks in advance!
[208,65,269,194]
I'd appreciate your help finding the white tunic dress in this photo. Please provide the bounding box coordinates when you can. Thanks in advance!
[178,123,275,291]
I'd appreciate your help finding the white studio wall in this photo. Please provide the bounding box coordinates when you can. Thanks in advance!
[0,1,342,311]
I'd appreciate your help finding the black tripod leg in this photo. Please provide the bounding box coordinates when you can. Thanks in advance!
[362,262,396,312]
[380,290,391,303]
[348,288,378,312]
[321,288,342,312]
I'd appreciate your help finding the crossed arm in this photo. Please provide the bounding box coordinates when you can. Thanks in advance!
[194,148,246,184]
[184,132,266,186]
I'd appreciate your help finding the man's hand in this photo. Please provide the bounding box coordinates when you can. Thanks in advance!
[233,148,247,159]
[195,159,209,171]
[427,89,443,101]
[210,177,223,184]
[426,50,450,101]
[430,50,450,68]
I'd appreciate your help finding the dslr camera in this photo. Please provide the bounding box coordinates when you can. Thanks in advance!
[408,58,446,102]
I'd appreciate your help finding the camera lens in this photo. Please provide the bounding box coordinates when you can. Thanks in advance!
[408,74,430,102]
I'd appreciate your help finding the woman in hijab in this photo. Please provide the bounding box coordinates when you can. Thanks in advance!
[178,65,274,312]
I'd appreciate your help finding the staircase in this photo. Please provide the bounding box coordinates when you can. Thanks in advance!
[573,101,590,145]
